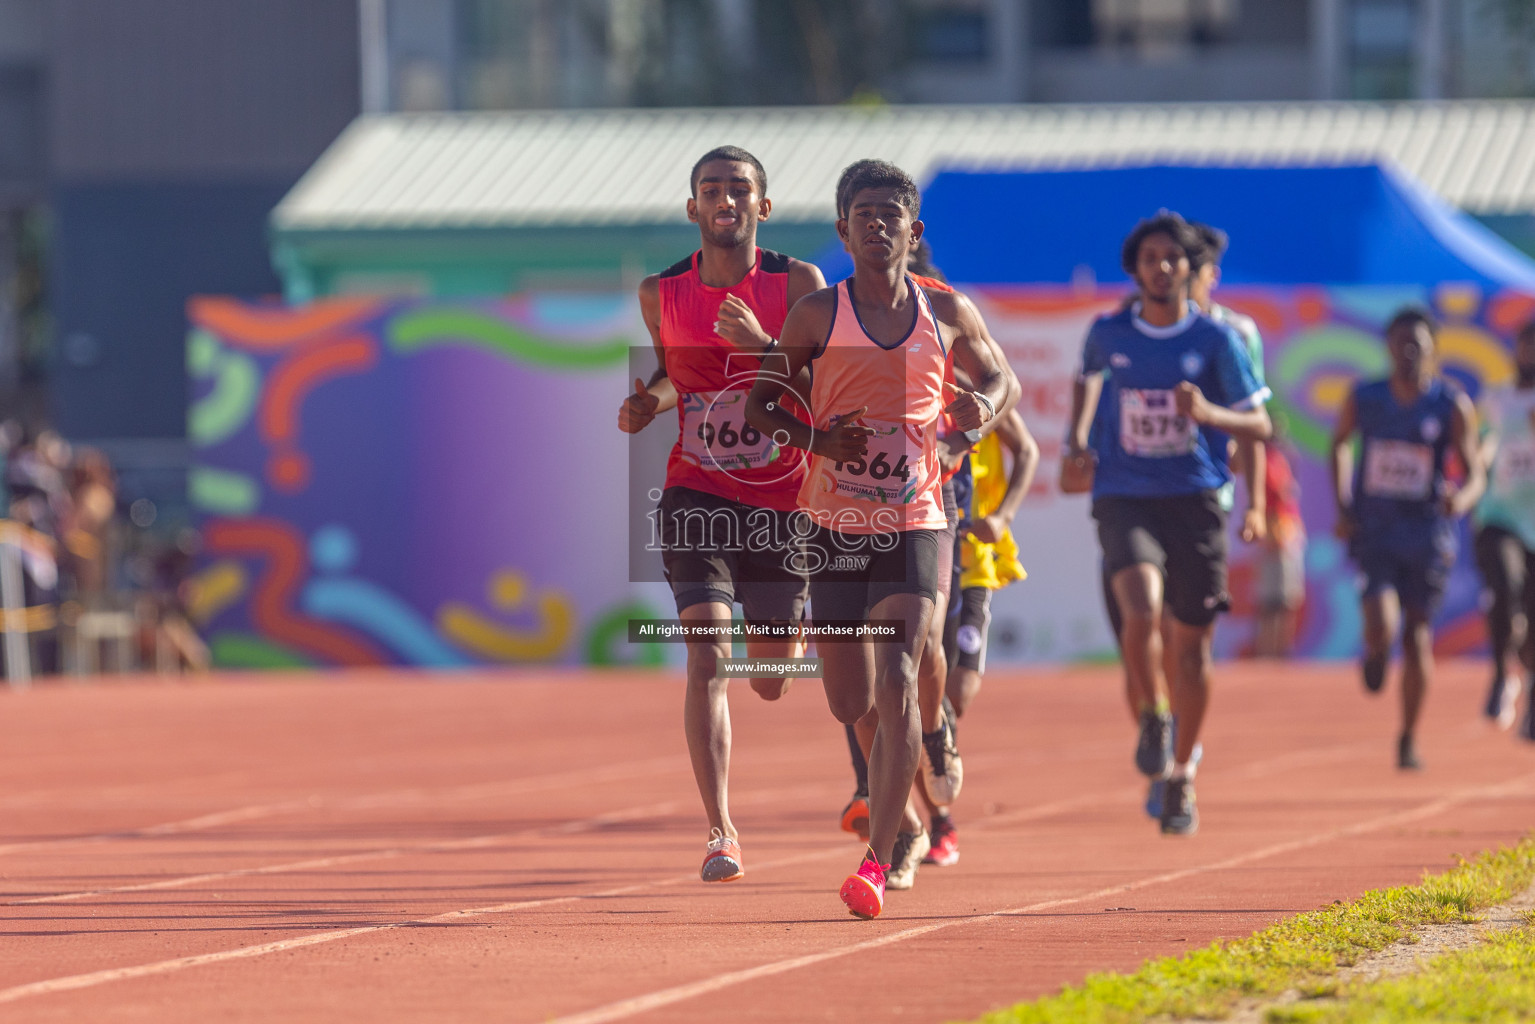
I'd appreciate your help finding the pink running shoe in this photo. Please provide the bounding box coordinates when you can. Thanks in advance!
[840,853,888,919]
[924,816,959,866]
[701,828,744,882]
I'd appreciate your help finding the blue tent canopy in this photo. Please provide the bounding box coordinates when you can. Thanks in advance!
[815,163,1535,290]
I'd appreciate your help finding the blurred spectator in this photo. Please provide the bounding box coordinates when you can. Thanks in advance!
[6,425,72,540]
[1255,433,1307,658]
[131,526,210,673]
[62,447,117,602]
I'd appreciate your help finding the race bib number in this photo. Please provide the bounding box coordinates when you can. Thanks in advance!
[829,419,926,505]
[680,390,777,471]
[1362,439,1433,500]
[1494,436,1535,491]
[1118,389,1196,458]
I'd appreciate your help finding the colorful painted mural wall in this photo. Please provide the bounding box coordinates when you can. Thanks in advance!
[187,286,1529,668]
[186,294,670,670]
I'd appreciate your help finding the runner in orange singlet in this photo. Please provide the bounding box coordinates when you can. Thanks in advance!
[746,160,1014,919]
[618,146,825,882]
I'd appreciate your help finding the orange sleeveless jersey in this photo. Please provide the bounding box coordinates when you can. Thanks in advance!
[799,277,949,534]
[658,248,809,512]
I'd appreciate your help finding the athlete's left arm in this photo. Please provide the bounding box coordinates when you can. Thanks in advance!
[1236,437,1267,544]
[932,289,1018,434]
[1176,325,1273,442]
[1446,391,1487,517]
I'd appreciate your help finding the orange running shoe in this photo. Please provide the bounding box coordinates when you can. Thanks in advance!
[839,792,870,842]
[840,852,887,919]
[701,828,744,882]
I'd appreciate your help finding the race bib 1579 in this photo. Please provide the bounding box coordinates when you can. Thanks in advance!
[1119,389,1196,458]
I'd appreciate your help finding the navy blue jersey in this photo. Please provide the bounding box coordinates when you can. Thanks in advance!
[1079,305,1268,499]
[1351,377,1459,525]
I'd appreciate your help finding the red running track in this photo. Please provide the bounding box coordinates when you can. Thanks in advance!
[0,661,1531,1022]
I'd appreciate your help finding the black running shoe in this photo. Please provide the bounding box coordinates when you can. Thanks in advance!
[1485,675,1508,720]
[1160,777,1198,835]
[1362,652,1387,694]
[1135,710,1173,778]
[1397,734,1423,771]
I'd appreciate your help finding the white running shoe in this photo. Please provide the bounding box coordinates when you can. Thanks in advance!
[885,829,930,890]
[920,704,964,805]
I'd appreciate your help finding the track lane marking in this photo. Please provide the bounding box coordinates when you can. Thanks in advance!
[0,747,1522,1007]
[545,769,1535,1024]
[0,755,689,856]
[4,732,1378,906]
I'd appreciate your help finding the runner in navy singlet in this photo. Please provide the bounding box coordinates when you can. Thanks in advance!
[1329,307,1485,770]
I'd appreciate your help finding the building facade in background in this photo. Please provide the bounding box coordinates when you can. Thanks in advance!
[367,0,1535,113]
[0,0,1532,477]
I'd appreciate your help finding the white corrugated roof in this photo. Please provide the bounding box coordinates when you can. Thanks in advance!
[272,101,1535,231]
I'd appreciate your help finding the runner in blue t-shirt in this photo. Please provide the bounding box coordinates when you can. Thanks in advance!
[1061,212,1272,835]
[1329,307,1485,770]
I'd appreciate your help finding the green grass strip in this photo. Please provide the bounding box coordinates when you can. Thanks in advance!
[1267,922,1535,1022]
[972,838,1535,1024]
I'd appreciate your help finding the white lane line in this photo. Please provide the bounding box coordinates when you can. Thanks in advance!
[5,732,1372,907]
[6,800,685,906]
[544,769,1535,1024]
[0,755,1527,1010]
[4,776,858,906]
[0,755,687,857]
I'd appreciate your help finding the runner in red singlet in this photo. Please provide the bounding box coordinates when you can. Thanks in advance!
[618,146,825,882]
[746,160,1015,919]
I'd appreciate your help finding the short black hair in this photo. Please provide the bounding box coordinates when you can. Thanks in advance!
[1190,222,1229,270]
[908,239,946,282]
[1120,211,1205,275]
[690,146,767,197]
[1385,306,1437,339]
[835,159,920,220]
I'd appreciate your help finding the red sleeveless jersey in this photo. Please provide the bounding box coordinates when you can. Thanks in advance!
[913,276,969,485]
[658,248,809,511]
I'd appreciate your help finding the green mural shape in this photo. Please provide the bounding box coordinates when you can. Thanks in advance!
[189,466,259,516]
[210,632,315,669]
[187,329,262,448]
[389,309,631,370]
[1272,326,1389,459]
[586,600,667,667]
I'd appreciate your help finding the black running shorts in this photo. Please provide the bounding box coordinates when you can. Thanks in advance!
[807,526,941,623]
[1093,490,1230,628]
[936,479,958,605]
[657,485,808,624]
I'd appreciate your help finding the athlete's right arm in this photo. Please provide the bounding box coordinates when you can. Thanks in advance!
[1060,330,1104,495]
[744,288,870,461]
[1329,389,1359,540]
[619,275,679,433]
